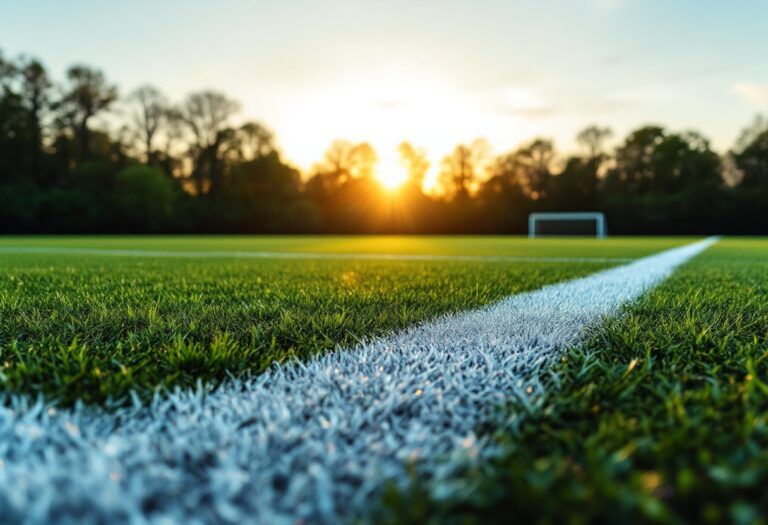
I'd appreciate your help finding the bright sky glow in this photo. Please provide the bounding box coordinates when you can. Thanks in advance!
[2,0,768,187]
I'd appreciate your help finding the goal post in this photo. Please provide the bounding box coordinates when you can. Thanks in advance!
[528,212,607,238]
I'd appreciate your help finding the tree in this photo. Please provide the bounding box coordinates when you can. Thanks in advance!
[155,108,187,179]
[222,151,303,231]
[0,52,25,182]
[113,165,177,231]
[508,138,556,200]
[549,157,598,210]
[305,141,350,207]
[307,140,378,194]
[304,140,383,232]
[348,142,378,179]
[178,90,241,195]
[608,126,665,193]
[0,51,15,89]
[179,90,240,151]
[57,65,117,162]
[398,141,430,190]
[734,114,768,153]
[126,85,168,165]
[602,125,723,233]
[732,115,768,188]
[237,121,275,161]
[607,127,721,195]
[576,125,613,164]
[320,140,353,177]
[12,57,51,183]
[547,127,613,210]
[438,140,489,200]
[576,125,612,195]
[477,152,530,232]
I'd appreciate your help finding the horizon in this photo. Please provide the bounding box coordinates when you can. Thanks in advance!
[3,0,768,186]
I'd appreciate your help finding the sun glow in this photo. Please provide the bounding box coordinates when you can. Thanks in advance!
[273,70,541,194]
[376,153,409,190]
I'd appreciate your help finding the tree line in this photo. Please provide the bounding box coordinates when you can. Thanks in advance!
[1,50,767,234]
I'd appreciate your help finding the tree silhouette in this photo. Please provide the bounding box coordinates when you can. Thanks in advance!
[609,126,665,193]
[509,138,555,200]
[237,122,275,161]
[178,90,240,195]
[438,140,489,200]
[126,85,168,165]
[732,116,768,188]
[309,140,378,187]
[0,51,15,89]
[577,125,613,164]
[57,65,117,162]
[398,141,430,190]
[17,58,52,183]
[0,46,764,235]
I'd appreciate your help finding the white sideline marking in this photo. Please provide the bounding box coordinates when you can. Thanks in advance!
[0,245,632,263]
[0,238,717,524]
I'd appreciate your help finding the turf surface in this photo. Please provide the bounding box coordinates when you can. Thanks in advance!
[376,238,768,525]
[0,239,713,524]
[0,235,691,258]
[1,235,677,406]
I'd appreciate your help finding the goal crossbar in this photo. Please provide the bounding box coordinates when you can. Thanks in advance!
[528,212,607,238]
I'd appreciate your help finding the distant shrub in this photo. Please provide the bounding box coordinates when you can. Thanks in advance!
[113,165,177,231]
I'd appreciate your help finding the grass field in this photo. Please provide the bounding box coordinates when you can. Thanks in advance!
[2,235,766,523]
[377,239,768,524]
[0,235,684,406]
[0,235,693,258]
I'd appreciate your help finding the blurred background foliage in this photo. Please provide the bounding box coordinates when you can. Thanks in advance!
[1,50,767,235]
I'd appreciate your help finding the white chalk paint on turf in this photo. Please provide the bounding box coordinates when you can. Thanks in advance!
[0,238,717,524]
[0,245,632,263]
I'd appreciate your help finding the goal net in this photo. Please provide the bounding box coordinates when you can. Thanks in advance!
[528,212,607,238]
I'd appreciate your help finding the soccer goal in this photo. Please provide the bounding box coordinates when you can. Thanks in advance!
[528,212,607,238]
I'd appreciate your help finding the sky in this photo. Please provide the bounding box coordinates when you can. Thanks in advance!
[2,0,768,184]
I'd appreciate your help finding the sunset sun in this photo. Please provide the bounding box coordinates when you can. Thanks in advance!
[376,153,409,190]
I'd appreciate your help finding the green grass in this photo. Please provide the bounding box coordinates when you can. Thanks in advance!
[1,235,673,406]
[376,238,768,525]
[0,235,691,258]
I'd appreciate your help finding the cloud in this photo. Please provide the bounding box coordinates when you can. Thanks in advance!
[492,87,556,117]
[733,83,768,110]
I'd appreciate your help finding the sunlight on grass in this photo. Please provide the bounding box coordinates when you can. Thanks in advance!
[0,246,611,406]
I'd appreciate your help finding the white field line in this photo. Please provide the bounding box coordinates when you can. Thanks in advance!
[0,238,717,524]
[0,245,632,264]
